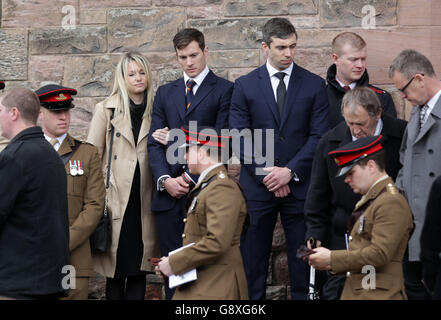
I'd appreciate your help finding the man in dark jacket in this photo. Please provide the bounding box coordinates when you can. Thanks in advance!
[327,32,397,128]
[304,87,406,299]
[0,87,69,300]
[421,175,441,300]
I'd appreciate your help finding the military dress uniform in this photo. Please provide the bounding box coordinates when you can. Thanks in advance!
[58,135,105,299]
[169,165,248,300]
[327,136,414,300]
[167,127,248,300]
[36,85,105,300]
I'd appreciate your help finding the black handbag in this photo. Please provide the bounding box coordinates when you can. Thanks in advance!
[90,110,115,253]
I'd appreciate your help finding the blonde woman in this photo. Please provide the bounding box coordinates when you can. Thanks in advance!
[87,52,159,300]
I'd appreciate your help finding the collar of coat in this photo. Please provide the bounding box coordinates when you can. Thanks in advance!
[326,64,370,93]
[328,112,405,144]
[190,164,228,194]
[354,176,394,211]
[58,133,81,156]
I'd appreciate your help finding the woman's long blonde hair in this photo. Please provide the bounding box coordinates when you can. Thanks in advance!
[110,52,154,123]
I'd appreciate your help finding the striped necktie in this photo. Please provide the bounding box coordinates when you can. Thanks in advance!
[420,104,429,128]
[185,79,196,110]
[50,138,58,147]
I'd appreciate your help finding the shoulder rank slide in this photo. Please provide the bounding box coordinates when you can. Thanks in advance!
[386,183,398,195]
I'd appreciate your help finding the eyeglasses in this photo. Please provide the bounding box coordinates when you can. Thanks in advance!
[399,74,424,93]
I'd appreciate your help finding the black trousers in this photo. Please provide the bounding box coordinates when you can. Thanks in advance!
[403,250,431,300]
[105,275,146,300]
[154,198,186,300]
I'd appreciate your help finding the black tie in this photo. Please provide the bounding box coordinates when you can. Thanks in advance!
[185,79,196,110]
[275,72,286,117]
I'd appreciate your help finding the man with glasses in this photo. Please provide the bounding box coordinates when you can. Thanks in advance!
[389,49,441,299]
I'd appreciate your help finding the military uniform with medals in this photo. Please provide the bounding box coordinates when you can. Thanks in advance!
[36,85,105,300]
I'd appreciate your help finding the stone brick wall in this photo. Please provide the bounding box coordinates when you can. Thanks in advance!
[1,0,440,299]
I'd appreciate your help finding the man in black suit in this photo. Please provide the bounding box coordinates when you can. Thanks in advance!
[304,86,407,299]
[230,18,329,300]
[147,28,232,299]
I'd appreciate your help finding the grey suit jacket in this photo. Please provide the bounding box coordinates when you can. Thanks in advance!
[396,94,441,261]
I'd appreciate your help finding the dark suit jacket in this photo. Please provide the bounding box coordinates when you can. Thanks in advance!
[421,175,441,299]
[304,113,407,249]
[0,127,69,298]
[229,63,329,204]
[148,70,232,212]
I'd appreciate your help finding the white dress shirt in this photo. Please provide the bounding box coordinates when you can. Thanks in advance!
[183,65,210,95]
[336,77,357,90]
[44,133,67,152]
[266,61,293,103]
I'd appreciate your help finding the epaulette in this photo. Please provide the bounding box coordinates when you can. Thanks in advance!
[71,136,92,146]
[368,85,385,94]
[386,183,398,195]
[80,140,94,146]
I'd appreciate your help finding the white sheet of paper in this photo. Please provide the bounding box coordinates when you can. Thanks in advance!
[168,242,197,289]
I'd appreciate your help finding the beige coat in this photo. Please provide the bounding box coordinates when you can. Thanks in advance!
[87,95,159,278]
[330,177,413,300]
[170,165,249,300]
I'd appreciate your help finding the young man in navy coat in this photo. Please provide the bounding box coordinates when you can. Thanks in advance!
[147,28,232,299]
[229,18,329,300]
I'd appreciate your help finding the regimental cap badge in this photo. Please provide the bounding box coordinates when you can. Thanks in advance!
[55,93,67,101]
[35,84,77,111]
[218,171,226,179]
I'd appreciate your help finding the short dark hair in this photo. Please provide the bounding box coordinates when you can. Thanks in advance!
[1,87,40,124]
[262,18,297,47]
[173,28,205,51]
[357,149,386,172]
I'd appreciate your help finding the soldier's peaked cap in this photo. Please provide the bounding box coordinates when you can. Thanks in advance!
[328,135,384,177]
[35,84,77,110]
[179,125,232,149]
